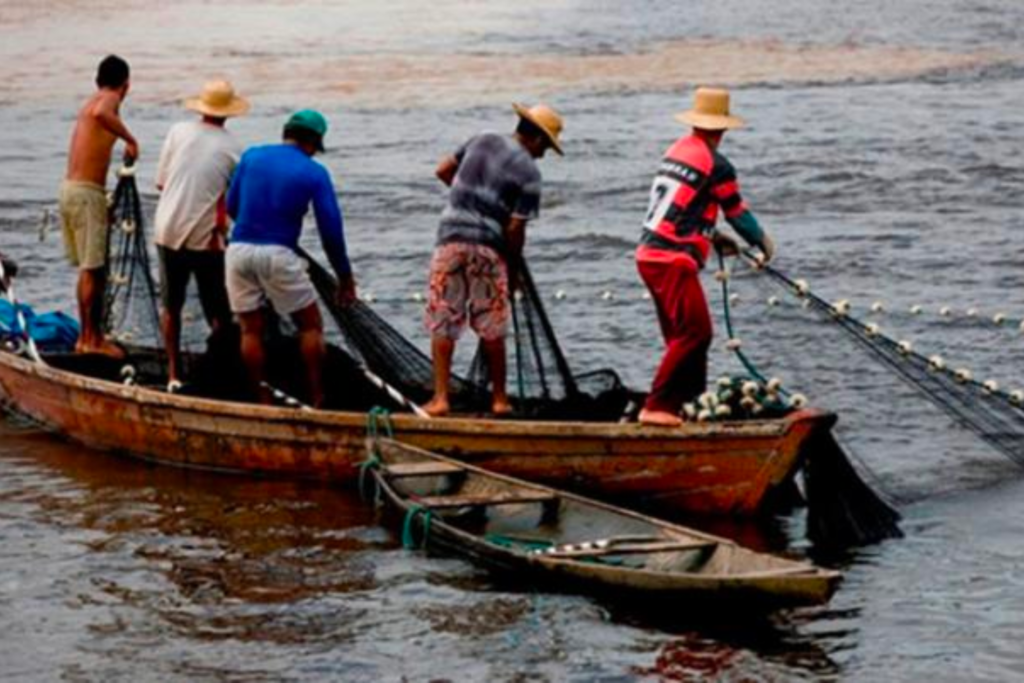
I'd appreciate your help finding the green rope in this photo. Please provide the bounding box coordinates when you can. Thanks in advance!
[357,454,380,502]
[359,407,394,501]
[401,504,433,549]
[366,406,395,440]
[484,533,555,552]
[717,248,772,385]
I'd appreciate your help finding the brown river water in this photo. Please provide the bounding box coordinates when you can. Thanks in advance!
[3,0,1024,680]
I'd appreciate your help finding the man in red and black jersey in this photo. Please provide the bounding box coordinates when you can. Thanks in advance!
[637,87,775,427]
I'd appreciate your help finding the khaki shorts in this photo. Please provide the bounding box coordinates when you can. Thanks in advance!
[225,243,317,315]
[59,180,109,270]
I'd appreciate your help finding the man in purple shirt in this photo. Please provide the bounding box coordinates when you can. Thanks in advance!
[226,109,356,407]
[424,103,564,417]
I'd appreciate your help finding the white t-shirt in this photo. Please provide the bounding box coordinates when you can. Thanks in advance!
[154,120,242,251]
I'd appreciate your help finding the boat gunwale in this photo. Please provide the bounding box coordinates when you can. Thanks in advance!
[0,348,834,441]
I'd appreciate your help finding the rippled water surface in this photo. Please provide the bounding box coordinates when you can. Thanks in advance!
[3,0,1024,680]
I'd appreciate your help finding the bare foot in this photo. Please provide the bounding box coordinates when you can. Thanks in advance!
[76,338,126,359]
[638,408,683,427]
[422,397,450,417]
[491,399,514,417]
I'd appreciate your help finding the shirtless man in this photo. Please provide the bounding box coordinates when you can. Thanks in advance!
[60,54,139,357]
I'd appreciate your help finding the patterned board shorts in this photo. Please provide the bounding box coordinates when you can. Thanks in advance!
[426,242,509,342]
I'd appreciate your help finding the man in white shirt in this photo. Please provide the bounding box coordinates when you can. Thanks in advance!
[154,80,248,386]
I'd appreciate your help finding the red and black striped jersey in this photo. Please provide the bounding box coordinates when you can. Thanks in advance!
[638,134,748,267]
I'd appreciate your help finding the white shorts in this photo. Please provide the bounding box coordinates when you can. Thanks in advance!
[225,243,317,315]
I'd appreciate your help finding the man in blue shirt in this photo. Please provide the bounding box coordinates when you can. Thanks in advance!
[225,109,356,408]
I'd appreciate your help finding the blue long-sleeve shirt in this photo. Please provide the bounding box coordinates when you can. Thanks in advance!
[227,143,351,277]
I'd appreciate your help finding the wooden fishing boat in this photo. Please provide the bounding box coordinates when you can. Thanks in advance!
[367,437,841,609]
[0,346,834,516]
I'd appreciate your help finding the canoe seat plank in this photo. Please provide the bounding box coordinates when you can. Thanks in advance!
[416,492,559,509]
[384,462,465,478]
[543,540,716,559]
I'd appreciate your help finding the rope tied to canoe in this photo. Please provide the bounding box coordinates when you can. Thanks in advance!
[484,533,554,553]
[401,503,433,550]
[367,406,395,442]
[359,407,394,501]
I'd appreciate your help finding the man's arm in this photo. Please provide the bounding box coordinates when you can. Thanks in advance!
[226,158,244,221]
[207,194,228,250]
[435,154,459,187]
[311,170,356,303]
[726,210,774,262]
[504,217,528,262]
[502,216,529,289]
[712,159,774,262]
[437,137,474,187]
[94,94,139,160]
[154,127,175,191]
[504,162,542,266]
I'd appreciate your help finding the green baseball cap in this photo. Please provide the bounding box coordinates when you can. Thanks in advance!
[284,109,328,152]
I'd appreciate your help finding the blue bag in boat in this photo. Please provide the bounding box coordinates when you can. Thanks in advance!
[0,299,79,352]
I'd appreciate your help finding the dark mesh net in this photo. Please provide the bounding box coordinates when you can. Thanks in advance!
[312,293,489,411]
[468,262,578,402]
[760,261,1024,468]
[103,168,162,349]
[302,250,633,420]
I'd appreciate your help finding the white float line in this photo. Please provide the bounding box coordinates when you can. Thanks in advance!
[344,286,1024,334]
[260,382,314,412]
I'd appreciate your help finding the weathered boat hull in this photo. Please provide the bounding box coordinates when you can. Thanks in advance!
[371,438,841,609]
[0,349,833,516]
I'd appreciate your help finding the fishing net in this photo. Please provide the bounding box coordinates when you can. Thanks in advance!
[103,165,162,349]
[715,251,903,549]
[96,169,628,420]
[755,258,1024,469]
[303,255,487,410]
[303,250,634,420]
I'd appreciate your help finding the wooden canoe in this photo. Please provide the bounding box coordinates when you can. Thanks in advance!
[0,347,834,516]
[368,437,841,609]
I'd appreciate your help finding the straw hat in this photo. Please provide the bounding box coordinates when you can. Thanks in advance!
[675,87,744,131]
[513,103,564,155]
[184,80,250,118]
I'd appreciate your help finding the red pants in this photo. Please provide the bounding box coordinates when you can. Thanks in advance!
[637,255,712,413]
